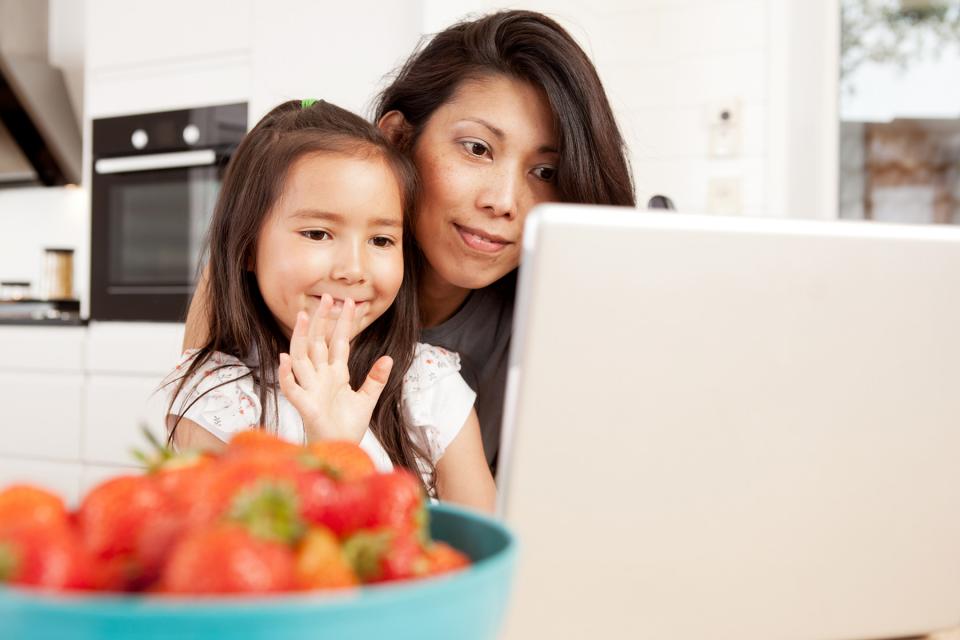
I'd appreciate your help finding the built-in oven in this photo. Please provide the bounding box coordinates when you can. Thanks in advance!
[90,103,247,321]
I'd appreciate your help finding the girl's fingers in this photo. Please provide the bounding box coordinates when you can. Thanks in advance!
[357,355,393,406]
[278,353,308,407]
[289,311,310,361]
[307,294,333,368]
[329,298,355,365]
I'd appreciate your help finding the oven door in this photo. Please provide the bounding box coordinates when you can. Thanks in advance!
[91,150,224,321]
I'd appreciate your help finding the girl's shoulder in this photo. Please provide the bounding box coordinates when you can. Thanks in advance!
[402,342,465,391]
[402,343,477,465]
[170,348,252,383]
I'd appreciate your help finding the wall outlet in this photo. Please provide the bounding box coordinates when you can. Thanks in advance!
[706,177,743,215]
[708,100,742,158]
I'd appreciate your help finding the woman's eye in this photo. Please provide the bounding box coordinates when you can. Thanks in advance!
[300,230,330,241]
[532,165,557,182]
[371,236,395,248]
[462,140,490,158]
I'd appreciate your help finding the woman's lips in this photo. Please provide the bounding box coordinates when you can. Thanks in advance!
[455,224,512,253]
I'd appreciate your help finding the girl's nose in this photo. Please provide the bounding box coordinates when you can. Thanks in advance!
[331,241,366,284]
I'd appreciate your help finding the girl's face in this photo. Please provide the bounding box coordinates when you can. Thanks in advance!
[411,74,559,290]
[253,152,405,339]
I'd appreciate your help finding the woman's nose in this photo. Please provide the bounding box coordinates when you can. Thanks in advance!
[330,241,366,284]
[478,164,520,219]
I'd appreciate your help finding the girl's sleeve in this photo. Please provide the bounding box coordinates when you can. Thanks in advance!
[166,349,262,443]
[401,343,478,465]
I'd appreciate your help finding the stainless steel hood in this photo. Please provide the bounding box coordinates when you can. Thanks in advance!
[0,0,81,186]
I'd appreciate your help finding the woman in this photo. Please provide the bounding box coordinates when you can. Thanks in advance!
[183,10,635,473]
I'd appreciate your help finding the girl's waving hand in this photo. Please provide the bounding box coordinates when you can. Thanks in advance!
[279,293,393,443]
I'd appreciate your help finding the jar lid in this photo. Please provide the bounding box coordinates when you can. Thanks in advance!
[0,281,30,286]
[43,247,75,253]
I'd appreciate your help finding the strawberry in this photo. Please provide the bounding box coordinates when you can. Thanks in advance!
[0,522,92,590]
[77,475,168,562]
[423,541,470,576]
[343,530,428,584]
[160,523,296,594]
[306,441,376,482]
[360,469,426,536]
[187,454,300,529]
[225,429,301,460]
[295,526,358,590]
[0,485,69,532]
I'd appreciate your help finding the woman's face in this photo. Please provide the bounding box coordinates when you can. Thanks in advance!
[410,75,559,290]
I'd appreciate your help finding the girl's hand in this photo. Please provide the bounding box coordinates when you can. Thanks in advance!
[278,294,393,444]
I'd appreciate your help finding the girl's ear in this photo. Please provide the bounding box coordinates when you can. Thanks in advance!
[377,110,413,148]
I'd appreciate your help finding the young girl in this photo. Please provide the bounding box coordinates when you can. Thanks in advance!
[164,99,495,513]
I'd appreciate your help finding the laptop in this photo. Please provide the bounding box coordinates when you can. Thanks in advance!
[498,205,960,640]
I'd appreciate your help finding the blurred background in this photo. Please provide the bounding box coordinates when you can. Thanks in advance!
[0,0,956,501]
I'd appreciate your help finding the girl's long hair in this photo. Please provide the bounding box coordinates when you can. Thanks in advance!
[166,100,433,490]
[375,9,635,207]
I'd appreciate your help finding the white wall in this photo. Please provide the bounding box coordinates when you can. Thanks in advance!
[424,0,839,218]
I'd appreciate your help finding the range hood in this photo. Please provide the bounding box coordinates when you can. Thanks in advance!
[0,0,81,186]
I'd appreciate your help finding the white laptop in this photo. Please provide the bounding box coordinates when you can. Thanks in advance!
[498,205,960,640]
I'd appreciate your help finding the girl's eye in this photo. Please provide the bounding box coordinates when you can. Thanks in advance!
[300,230,330,241]
[371,236,396,248]
[461,140,490,158]
[532,165,557,183]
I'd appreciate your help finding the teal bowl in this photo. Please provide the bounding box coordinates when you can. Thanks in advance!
[0,503,516,640]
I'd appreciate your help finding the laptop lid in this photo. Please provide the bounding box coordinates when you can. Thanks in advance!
[499,205,960,640]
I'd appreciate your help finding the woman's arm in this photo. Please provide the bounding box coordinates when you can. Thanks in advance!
[166,415,227,454]
[434,409,497,514]
[182,264,211,351]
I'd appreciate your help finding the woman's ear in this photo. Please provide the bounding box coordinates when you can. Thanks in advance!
[377,110,413,149]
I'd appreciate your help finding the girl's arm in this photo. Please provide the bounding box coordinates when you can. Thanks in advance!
[434,409,497,514]
[182,264,211,351]
[166,415,227,454]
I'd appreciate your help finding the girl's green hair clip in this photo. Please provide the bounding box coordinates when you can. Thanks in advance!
[301,98,318,109]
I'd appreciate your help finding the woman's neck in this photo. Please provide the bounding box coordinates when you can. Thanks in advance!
[418,263,471,328]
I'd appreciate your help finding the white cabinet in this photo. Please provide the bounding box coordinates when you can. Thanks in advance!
[83,322,183,465]
[0,457,84,508]
[85,0,253,118]
[0,371,84,461]
[0,327,86,461]
[83,375,168,466]
[85,0,253,71]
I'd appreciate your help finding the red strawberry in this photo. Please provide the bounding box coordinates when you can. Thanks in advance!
[295,527,358,590]
[306,441,376,482]
[225,429,301,460]
[0,523,92,590]
[360,469,426,535]
[423,541,470,576]
[77,475,168,562]
[187,455,300,529]
[160,523,296,594]
[343,530,428,584]
[0,485,69,532]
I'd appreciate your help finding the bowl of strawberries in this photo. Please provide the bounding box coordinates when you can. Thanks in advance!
[0,432,516,640]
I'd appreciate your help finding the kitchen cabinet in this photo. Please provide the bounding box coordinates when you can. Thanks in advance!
[85,0,253,72]
[0,322,182,495]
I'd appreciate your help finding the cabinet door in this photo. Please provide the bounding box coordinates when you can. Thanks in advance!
[83,375,168,466]
[86,322,185,375]
[0,326,85,372]
[0,457,84,507]
[0,372,83,460]
[86,0,253,71]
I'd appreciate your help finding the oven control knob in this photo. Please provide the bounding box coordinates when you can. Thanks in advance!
[182,124,200,145]
[131,129,148,149]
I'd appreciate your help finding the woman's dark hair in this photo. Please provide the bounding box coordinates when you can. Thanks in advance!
[375,9,635,207]
[166,100,434,490]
